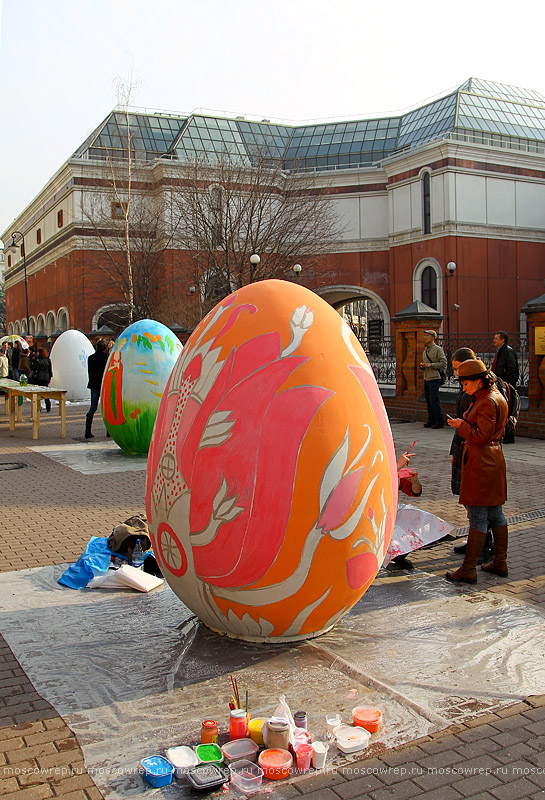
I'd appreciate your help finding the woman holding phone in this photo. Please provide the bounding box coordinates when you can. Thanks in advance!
[446,359,508,584]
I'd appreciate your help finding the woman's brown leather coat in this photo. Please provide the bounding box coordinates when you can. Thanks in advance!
[458,385,508,507]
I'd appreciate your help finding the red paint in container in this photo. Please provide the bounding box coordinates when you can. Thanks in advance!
[229,709,249,740]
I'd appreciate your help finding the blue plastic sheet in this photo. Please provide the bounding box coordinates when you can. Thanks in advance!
[58,536,152,589]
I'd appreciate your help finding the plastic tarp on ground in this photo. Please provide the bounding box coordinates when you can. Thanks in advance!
[2,565,545,799]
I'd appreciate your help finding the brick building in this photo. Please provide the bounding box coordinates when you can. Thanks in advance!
[2,77,545,339]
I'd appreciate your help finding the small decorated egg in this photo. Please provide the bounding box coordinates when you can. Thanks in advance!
[146,281,397,641]
[49,330,95,401]
[101,319,182,454]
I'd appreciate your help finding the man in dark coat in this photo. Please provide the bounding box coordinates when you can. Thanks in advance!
[492,331,519,386]
[491,331,519,444]
[85,339,109,439]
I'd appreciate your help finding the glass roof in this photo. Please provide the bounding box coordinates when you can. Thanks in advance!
[397,93,457,149]
[73,78,545,171]
[173,116,292,163]
[74,112,187,161]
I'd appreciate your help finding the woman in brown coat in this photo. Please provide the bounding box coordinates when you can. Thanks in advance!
[446,359,509,584]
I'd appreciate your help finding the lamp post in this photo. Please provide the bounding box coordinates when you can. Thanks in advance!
[445,261,456,341]
[249,253,260,283]
[5,231,30,337]
[292,263,302,279]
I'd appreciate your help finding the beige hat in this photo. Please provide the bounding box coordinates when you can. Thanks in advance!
[423,329,437,338]
[457,359,490,381]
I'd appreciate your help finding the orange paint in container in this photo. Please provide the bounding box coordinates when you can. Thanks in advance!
[257,748,292,780]
[352,706,382,733]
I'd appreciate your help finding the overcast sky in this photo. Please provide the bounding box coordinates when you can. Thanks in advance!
[1,0,544,241]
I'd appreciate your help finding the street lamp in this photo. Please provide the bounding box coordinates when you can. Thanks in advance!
[249,253,260,283]
[5,231,30,337]
[445,261,456,341]
[292,263,302,279]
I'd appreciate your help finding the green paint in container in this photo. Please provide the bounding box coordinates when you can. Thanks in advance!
[194,743,223,764]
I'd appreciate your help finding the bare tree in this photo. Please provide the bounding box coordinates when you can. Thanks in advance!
[82,75,185,326]
[171,150,345,315]
[83,176,182,323]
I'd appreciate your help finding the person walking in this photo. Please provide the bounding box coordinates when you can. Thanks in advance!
[420,329,447,429]
[30,348,53,412]
[446,359,509,584]
[85,339,109,439]
[492,331,519,386]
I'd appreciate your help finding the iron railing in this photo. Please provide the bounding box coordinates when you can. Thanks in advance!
[352,331,529,395]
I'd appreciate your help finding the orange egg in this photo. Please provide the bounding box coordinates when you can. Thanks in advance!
[146,280,397,641]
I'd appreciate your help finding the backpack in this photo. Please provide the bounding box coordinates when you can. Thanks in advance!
[495,377,520,434]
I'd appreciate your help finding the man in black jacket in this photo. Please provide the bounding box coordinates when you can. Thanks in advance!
[85,340,109,439]
[492,331,519,386]
[491,331,519,444]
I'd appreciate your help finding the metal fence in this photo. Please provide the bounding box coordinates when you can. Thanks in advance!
[353,332,529,395]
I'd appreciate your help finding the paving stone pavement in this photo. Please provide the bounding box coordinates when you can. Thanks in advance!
[1,405,544,799]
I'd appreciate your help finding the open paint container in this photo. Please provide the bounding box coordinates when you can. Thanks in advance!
[352,706,382,733]
[333,724,371,754]
[258,748,293,780]
[165,745,198,778]
[140,755,174,787]
[194,743,223,764]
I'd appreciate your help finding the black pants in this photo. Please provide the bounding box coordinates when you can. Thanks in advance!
[424,378,442,425]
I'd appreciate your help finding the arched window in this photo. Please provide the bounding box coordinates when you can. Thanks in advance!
[421,265,437,309]
[57,308,69,331]
[45,311,56,335]
[421,170,431,235]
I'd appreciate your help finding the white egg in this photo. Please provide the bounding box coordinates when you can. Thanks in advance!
[50,330,95,401]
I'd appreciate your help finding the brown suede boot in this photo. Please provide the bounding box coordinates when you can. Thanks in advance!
[446,529,486,584]
[481,524,508,577]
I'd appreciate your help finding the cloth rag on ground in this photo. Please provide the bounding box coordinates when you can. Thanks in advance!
[384,504,454,567]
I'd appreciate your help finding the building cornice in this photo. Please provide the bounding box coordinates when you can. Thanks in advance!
[384,139,545,185]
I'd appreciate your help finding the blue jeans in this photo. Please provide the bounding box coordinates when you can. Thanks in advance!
[465,505,506,533]
[424,378,442,425]
[88,389,100,418]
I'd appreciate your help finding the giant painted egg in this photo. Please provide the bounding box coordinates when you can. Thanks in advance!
[50,330,95,401]
[145,281,397,642]
[101,319,183,454]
